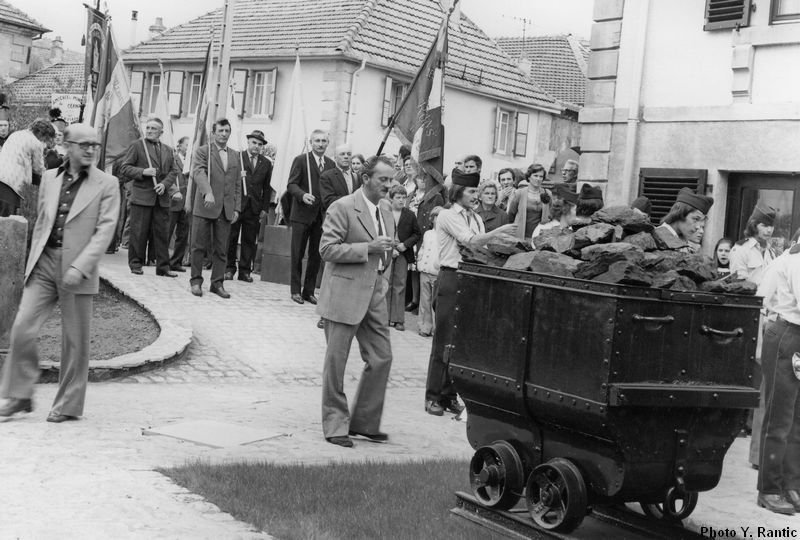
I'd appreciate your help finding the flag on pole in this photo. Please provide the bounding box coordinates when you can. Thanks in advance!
[154,60,175,147]
[226,80,248,197]
[84,74,95,127]
[390,16,449,183]
[92,21,140,169]
[185,39,214,175]
[273,54,308,209]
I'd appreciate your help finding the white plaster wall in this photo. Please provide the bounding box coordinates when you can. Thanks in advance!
[751,44,800,103]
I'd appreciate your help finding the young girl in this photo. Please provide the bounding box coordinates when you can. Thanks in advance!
[714,238,733,275]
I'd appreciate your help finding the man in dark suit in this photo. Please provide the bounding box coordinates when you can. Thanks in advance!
[189,118,241,298]
[119,117,178,277]
[286,129,335,304]
[319,144,361,211]
[317,155,396,447]
[168,136,189,272]
[225,129,272,282]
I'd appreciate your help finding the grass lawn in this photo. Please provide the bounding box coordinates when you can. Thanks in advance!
[160,459,505,540]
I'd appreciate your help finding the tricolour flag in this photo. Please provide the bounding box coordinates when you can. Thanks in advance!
[184,39,214,176]
[92,21,140,169]
[154,61,175,147]
[390,15,450,183]
[272,54,308,212]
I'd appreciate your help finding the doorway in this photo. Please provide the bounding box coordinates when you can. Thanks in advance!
[725,173,800,253]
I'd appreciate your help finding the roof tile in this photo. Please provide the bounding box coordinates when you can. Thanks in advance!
[6,62,85,105]
[0,0,49,33]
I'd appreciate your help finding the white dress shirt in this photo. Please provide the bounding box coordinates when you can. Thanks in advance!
[758,250,800,326]
[436,203,485,269]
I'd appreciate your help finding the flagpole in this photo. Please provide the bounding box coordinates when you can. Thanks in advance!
[231,81,248,198]
[157,57,177,191]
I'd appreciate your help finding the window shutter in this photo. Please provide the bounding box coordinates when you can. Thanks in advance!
[639,168,709,223]
[704,0,752,31]
[232,69,248,116]
[381,76,393,127]
[492,105,502,153]
[268,67,278,118]
[513,112,529,157]
[167,71,184,117]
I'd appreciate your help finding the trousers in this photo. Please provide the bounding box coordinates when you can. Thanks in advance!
[418,272,437,334]
[226,207,260,275]
[290,219,322,296]
[168,209,190,269]
[128,203,170,274]
[425,268,458,404]
[386,256,408,324]
[190,213,231,287]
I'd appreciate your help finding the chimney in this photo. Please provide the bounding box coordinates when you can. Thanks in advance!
[148,17,166,40]
[130,10,138,47]
[50,36,63,64]
[517,55,532,78]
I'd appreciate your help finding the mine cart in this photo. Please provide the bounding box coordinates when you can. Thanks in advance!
[449,262,761,533]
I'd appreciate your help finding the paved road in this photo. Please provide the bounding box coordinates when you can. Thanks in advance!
[0,253,796,538]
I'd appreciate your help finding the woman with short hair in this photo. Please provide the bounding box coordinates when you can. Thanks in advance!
[475,180,509,233]
[507,163,550,241]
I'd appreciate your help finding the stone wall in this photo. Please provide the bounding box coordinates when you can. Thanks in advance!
[0,216,27,348]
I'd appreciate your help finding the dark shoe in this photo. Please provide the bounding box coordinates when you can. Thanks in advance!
[349,430,389,442]
[317,318,324,329]
[46,413,79,423]
[171,266,187,273]
[157,271,178,278]
[425,400,444,416]
[326,436,353,448]
[405,302,418,312]
[190,284,203,297]
[210,284,230,299]
[442,399,465,415]
[757,493,796,515]
[785,490,800,512]
[0,398,33,421]
[238,273,253,283]
[394,323,405,332]
[224,271,234,280]
[418,331,432,337]
[291,294,305,305]
[302,294,318,305]
[131,268,143,275]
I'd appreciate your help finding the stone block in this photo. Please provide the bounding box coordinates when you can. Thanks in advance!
[587,50,619,80]
[578,153,610,182]
[590,20,622,50]
[580,123,613,152]
[0,216,28,347]
[594,0,625,21]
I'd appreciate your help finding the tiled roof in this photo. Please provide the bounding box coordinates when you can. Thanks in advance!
[495,34,588,110]
[124,0,558,112]
[0,0,49,33]
[6,62,85,105]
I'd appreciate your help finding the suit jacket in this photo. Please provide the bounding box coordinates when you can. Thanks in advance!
[240,151,273,215]
[27,164,120,295]
[169,153,188,212]
[319,167,361,211]
[119,139,178,207]
[286,151,335,225]
[191,143,242,221]
[394,207,422,263]
[316,189,396,325]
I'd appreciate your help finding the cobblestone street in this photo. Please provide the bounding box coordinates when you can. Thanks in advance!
[0,253,797,538]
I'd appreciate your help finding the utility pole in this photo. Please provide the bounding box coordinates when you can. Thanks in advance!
[212,0,236,121]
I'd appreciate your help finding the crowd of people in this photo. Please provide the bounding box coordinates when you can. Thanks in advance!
[0,112,798,515]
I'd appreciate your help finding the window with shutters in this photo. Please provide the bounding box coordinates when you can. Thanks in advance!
[167,71,184,117]
[187,73,202,117]
[232,69,248,116]
[381,76,409,127]
[147,73,161,115]
[771,0,800,23]
[130,71,144,115]
[638,168,709,223]
[251,69,277,118]
[704,0,752,31]
[513,112,529,157]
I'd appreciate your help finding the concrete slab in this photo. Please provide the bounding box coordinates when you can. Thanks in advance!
[143,420,286,448]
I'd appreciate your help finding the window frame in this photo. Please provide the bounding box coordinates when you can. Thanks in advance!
[146,72,161,116]
[232,69,248,116]
[130,71,145,116]
[513,112,529,157]
[770,0,800,23]
[187,73,203,117]
[166,71,184,117]
[250,69,277,118]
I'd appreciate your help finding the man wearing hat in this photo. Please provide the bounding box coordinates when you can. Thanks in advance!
[424,169,517,416]
[654,187,714,252]
[570,183,604,229]
[225,129,272,282]
[0,124,120,423]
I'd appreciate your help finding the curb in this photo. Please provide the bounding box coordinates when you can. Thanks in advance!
[36,275,193,383]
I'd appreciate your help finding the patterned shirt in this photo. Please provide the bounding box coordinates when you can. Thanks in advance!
[47,163,88,248]
[0,129,46,196]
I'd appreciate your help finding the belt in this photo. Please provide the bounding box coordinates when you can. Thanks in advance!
[776,316,800,331]
[440,266,457,272]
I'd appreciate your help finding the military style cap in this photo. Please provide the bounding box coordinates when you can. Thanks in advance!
[676,187,714,214]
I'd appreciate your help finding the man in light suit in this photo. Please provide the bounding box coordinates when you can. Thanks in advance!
[189,118,241,298]
[286,129,335,305]
[119,117,179,277]
[319,144,361,211]
[0,124,120,423]
[317,155,396,448]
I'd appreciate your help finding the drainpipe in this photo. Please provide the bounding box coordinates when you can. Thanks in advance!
[620,0,650,204]
[345,59,367,144]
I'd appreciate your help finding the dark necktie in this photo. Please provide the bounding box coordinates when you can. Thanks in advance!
[319,157,324,173]
[376,207,387,270]
[251,156,257,171]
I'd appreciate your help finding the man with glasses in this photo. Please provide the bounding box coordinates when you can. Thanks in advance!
[286,129,335,305]
[561,159,579,185]
[119,117,179,277]
[0,123,120,423]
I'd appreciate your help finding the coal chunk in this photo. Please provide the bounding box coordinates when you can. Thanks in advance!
[532,229,575,253]
[503,252,538,271]
[592,205,654,233]
[622,231,657,252]
[574,250,643,280]
[699,279,758,295]
[573,223,616,249]
[580,242,644,261]
[526,251,581,277]
[594,261,653,287]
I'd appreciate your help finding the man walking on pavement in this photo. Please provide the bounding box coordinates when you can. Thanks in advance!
[286,129,335,305]
[0,124,120,423]
[225,130,272,282]
[189,118,241,298]
[317,155,396,448]
[119,117,179,277]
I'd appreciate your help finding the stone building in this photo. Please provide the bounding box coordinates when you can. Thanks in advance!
[581,0,800,252]
[0,0,50,83]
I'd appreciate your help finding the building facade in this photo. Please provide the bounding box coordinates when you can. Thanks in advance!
[0,0,50,83]
[580,0,800,253]
[123,0,578,180]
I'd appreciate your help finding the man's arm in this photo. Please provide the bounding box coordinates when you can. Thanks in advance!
[191,145,211,196]
[286,155,306,202]
[319,170,339,211]
[118,142,146,181]
[438,210,514,249]
[160,150,178,190]
[70,176,121,277]
[319,200,369,264]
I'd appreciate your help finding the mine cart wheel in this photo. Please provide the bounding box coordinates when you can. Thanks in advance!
[469,441,525,510]
[640,487,698,522]
[525,458,588,533]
